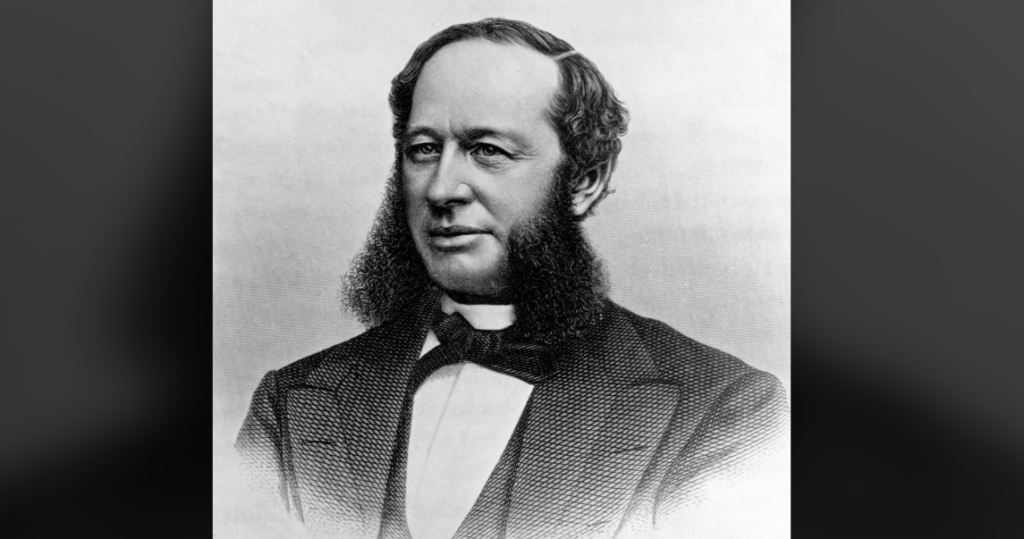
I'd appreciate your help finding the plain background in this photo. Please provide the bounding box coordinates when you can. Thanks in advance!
[213,0,789,442]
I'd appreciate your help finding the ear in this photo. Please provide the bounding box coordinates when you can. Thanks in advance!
[570,157,616,217]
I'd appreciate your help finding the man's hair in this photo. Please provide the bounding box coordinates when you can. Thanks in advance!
[388,18,629,217]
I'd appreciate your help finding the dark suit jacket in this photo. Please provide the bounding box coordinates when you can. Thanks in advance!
[236,296,788,538]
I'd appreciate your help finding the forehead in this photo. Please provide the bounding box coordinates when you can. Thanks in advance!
[409,39,561,133]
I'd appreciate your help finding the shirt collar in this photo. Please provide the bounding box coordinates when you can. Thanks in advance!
[440,295,515,331]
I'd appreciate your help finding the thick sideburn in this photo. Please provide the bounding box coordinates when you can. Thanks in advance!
[504,167,609,344]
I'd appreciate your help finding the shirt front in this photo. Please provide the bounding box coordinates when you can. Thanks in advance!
[405,296,533,539]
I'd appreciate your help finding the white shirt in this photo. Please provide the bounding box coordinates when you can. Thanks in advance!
[405,296,534,539]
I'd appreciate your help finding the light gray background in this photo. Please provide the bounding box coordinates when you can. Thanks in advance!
[214,0,788,534]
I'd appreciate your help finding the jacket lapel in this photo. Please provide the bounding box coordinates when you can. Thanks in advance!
[286,293,437,535]
[507,304,680,539]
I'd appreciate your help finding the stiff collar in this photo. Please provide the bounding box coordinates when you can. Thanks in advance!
[440,295,515,331]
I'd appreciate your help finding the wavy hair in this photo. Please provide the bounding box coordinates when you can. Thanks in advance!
[388,18,629,217]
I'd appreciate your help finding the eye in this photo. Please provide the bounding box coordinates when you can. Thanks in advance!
[470,143,513,163]
[405,143,440,163]
[474,144,502,157]
[409,143,439,155]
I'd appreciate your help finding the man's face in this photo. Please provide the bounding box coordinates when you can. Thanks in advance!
[403,40,564,301]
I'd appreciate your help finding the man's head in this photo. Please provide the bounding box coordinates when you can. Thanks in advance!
[402,39,564,301]
[390,18,629,220]
[344,19,629,342]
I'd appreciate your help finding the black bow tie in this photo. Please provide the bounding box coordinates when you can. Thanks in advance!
[409,311,555,390]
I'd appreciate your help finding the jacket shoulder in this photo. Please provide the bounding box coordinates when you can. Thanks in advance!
[271,322,393,390]
[607,303,789,519]
[609,302,767,388]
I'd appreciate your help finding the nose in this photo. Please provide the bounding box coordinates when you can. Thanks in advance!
[425,145,474,209]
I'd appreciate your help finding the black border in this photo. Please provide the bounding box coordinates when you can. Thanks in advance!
[2,2,212,537]
[794,1,1024,535]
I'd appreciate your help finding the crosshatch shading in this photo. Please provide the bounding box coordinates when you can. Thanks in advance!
[233,16,789,539]
[238,294,788,538]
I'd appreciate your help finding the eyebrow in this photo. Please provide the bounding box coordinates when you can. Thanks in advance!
[402,125,533,150]
[402,126,441,145]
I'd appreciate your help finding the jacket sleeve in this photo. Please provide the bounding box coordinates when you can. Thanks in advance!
[235,370,291,504]
[656,370,790,519]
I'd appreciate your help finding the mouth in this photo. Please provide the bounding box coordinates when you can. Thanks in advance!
[428,225,489,238]
[426,225,489,251]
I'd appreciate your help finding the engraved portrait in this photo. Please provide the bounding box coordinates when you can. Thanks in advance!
[214,2,790,538]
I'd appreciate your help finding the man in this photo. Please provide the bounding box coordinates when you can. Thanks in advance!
[237,18,788,539]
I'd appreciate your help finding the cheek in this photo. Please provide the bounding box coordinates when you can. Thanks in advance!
[402,174,427,216]
[494,174,555,221]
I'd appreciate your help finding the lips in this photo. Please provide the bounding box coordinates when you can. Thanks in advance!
[425,225,489,252]
[428,225,489,238]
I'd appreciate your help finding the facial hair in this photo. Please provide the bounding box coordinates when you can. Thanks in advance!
[342,161,608,345]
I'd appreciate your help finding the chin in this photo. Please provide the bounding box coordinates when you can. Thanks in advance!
[425,257,506,300]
